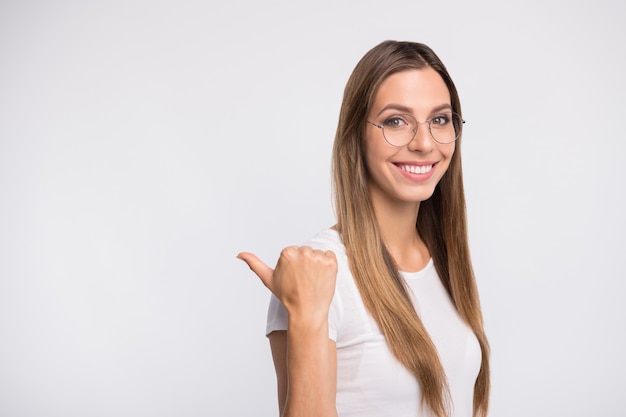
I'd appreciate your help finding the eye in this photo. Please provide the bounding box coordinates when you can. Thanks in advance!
[430,113,451,127]
[383,115,408,129]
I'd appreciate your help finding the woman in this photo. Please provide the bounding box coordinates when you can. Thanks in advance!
[238,40,490,417]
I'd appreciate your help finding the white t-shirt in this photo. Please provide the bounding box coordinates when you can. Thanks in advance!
[266,229,482,417]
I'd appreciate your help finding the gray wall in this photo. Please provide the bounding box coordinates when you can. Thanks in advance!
[1,1,624,416]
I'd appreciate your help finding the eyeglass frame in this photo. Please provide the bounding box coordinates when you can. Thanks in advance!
[366,112,465,146]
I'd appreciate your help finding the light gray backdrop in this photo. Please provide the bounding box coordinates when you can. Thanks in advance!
[1,1,624,416]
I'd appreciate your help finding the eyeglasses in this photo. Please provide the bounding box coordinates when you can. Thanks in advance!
[367,112,464,146]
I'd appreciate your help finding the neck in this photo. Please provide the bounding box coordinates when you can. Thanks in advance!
[370,191,430,273]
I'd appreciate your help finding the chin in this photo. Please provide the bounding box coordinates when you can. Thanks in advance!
[400,188,437,203]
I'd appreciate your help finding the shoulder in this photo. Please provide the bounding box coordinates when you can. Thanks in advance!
[302,228,346,257]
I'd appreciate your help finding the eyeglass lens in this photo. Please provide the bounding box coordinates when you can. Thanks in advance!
[382,113,462,145]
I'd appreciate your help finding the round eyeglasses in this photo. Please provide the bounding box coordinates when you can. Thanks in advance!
[367,112,464,146]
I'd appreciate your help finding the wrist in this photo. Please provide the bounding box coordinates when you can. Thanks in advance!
[287,309,329,333]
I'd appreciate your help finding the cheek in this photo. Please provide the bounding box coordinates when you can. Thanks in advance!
[364,132,398,163]
[439,145,456,176]
[362,139,391,186]
[442,143,455,164]
[447,142,456,158]
[363,137,382,171]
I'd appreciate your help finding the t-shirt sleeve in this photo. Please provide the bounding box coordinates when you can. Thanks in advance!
[265,294,288,335]
[265,292,341,342]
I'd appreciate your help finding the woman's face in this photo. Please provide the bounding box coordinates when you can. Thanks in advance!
[364,68,456,207]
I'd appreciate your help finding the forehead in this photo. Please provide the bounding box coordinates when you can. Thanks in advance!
[371,68,450,115]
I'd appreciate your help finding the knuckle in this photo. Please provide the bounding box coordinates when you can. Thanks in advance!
[281,246,298,256]
[300,246,314,255]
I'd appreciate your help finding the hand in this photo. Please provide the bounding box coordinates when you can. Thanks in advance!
[237,246,338,319]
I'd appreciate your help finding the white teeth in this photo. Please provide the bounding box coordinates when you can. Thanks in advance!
[399,164,433,174]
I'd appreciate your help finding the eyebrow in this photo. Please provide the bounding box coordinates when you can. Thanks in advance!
[376,103,452,117]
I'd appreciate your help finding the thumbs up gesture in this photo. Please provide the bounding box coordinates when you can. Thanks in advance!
[238,246,338,320]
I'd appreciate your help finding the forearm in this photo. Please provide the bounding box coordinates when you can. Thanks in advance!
[282,315,337,417]
[240,246,338,416]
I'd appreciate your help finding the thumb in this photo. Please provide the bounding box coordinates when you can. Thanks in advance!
[237,252,274,288]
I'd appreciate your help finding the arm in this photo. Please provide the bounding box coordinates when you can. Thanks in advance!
[238,246,338,417]
[269,330,337,417]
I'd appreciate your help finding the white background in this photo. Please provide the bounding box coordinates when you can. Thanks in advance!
[1,1,625,416]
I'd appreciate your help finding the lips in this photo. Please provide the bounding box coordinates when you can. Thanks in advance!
[395,163,435,174]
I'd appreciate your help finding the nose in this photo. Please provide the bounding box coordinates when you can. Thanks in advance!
[407,122,434,153]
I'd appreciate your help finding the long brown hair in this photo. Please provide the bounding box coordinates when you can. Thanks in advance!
[332,40,490,417]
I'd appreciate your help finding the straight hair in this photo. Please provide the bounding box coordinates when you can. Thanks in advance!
[332,40,490,417]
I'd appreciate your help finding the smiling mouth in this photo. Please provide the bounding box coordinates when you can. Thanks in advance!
[396,163,434,174]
